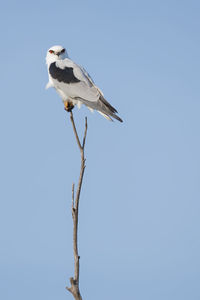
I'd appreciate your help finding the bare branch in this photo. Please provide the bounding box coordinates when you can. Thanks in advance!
[72,183,75,205]
[82,117,88,149]
[66,111,88,300]
[70,111,82,151]
[72,183,75,219]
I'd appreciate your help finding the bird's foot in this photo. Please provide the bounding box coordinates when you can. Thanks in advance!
[64,101,74,112]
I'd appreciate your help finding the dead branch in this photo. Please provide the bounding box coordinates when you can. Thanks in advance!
[66,111,88,300]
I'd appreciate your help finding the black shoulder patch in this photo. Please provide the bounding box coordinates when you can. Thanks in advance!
[49,62,80,84]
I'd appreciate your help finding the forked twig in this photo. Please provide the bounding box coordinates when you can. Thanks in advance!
[66,111,88,300]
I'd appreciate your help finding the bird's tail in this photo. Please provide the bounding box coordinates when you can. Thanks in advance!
[97,95,123,122]
[73,95,123,122]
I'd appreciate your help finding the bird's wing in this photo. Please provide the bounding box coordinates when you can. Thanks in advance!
[49,58,123,122]
[50,59,100,102]
[75,65,105,96]
[80,66,95,85]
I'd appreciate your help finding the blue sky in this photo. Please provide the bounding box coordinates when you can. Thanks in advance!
[0,0,200,299]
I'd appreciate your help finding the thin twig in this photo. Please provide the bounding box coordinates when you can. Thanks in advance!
[82,117,88,149]
[72,183,75,218]
[66,111,88,300]
[70,111,82,151]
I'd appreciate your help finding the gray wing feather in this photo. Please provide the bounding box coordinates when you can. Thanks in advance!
[54,59,100,102]
[74,95,123,122]
[54,59,123,122]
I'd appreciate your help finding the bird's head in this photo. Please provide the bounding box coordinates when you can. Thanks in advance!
[46,45,68,65]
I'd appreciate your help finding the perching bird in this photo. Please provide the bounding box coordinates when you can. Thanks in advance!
[46,45,123,122]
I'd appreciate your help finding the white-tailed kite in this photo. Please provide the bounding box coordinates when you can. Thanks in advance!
[46,45,123,122]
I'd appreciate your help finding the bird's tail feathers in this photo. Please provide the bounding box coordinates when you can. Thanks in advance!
[99,95,118,113]
[98,111,113,121]
[73,96,123,122]
[98,95,123,122]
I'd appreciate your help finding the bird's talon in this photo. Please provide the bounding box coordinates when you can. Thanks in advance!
[64,101,74,112]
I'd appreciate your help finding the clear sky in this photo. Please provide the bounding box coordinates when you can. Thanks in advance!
[1,0,200,299]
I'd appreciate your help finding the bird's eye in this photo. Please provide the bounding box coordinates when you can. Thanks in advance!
[49,50,54,54]
[61,48,65,53]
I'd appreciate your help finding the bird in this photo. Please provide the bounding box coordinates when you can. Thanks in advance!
[45,45,123,122]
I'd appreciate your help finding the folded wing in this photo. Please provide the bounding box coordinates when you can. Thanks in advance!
[49,58,123,122]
